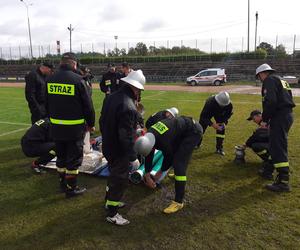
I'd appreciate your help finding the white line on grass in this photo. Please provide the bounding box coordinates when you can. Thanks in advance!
[0,127,28,137]
[144,98,300,105]
[0,121,31,126]
[143,91,166,99]
[0,145,21,152]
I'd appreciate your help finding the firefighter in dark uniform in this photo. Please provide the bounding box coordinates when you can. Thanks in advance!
[21,118,55,174]
[134,116,203,214]
[198,91,233,155]
[99,63,121,95]
[25,62,54,124]
[256,64,295,192]
[46,53,95,197]
[100,70,145,226]
[145,107,179,129]
[79,65,94,96]
[244,110,273,179]
[118,62,133,89]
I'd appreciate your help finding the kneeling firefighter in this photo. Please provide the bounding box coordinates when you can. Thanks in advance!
[245,110,273,179]
[21,118,56,174]
[134,116,203,214]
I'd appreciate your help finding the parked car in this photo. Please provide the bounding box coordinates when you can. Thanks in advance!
[186,68,227,86]
[282,76,299,85]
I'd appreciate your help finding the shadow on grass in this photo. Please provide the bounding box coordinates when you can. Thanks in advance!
[0,150,282,250]
[1,174,278,250]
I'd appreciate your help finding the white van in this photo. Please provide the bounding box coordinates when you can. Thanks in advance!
[186,68,227,86]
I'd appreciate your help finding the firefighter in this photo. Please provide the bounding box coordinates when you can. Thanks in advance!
[99,63,121,95]
[117,62,133,89]
[79,65,94,96]
[198,92,233,155]
[244,110,273,179]
[21,118,55,174]
[145,107,179,129]
[134,116,203,214]
[100,70,145,226]
[256,63,295,192]
[46,52,95,197]
[25,62,54,124]
[120,62,132,77]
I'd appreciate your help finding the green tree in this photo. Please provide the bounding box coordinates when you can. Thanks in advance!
[274,44,287,58]
[135,42,148,56]
[257,42,274,55]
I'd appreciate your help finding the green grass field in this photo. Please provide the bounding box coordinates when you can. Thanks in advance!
[0,87,300,250]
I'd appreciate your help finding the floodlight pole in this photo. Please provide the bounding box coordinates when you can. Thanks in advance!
[20,0,33,59]
[247,0,250,52]
[67,24,74,52]
[114,35,118,51]
[254,11,258,51]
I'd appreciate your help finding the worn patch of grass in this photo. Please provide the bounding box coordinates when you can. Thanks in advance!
[0,87,299,250]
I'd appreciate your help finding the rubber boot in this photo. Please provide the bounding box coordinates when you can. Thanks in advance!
[65,175,86,198]
[59,173,67,193]
[265,168,290,192]
[258,161,274,180]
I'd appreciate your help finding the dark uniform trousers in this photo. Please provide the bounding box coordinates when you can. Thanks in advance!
[162,121,202,203]
[55,138,84,189]
[200,115,226,150]
[251,142,270,162]
[21,140,56,165]
[269,111,293,178]
[106,156,130,216]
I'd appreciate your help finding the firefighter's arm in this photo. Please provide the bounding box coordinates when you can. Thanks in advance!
[262,79,278,122]
[224,103,233,122]
[144,149,155,173]
[118,109,137,161]
[99,75,108,93]
[144,149,156,189]
[199,101,213,127]
[245,133,255,147]
[25,73,42,114]
[79,80,95,128]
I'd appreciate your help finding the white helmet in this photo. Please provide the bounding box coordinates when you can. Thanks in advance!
[121,69,145,90]
[134,132,155,156]
[215,91,230,107]
[255,63,275,77]
[165,107,179,117]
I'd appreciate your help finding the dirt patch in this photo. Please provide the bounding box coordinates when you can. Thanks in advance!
[2,82,300,96]
[0,82,25,87]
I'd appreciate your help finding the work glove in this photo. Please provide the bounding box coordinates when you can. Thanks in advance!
[130,159,140,171]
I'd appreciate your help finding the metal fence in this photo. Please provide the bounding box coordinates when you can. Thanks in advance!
[0,34,299,60]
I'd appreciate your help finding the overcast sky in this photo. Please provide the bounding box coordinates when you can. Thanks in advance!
[0,0,299,57]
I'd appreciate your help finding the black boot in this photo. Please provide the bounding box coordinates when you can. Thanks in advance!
[265,171,290,192]
[215,148,225,156]
[258,161,274,180]
[65,175,86,198]
[216,137,225,156]
[59,173,67,193]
